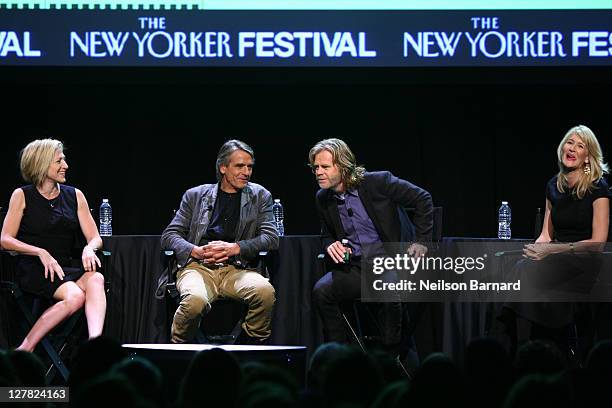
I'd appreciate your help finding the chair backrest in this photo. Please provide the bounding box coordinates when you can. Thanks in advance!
[534,207,544,239]
[404,206,443,242]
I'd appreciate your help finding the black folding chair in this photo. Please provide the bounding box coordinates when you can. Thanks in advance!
[316,206,444,377]
[0,249,110,383]
[495,203,612,367]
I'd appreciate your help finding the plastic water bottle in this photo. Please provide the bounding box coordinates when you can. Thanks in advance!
[498,201,511,240]
[99,199,112,237]
[272,199,284,237]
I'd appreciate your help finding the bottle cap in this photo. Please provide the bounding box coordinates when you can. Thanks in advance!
[341,238,349,245]
[102,198,109,202]
[501,201,508,205]
[274,199,280,203]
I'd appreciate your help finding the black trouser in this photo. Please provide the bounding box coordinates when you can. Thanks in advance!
[312,259,402,346]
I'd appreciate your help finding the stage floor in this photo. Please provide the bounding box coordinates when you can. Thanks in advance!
[123,343,306,352]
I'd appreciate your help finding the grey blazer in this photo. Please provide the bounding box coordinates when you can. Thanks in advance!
[161,182,279,269]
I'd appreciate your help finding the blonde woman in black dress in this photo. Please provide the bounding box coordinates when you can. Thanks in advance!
[504,125,610,346]
[525,125,609,262]
[0,139,106,352]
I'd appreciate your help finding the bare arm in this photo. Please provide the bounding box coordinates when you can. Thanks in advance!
[589,197,610,243]
[0,188,65,282]
[1,189,38,254]
[526,197,609,259]
[535,199,554,243]
[76,188,102,271]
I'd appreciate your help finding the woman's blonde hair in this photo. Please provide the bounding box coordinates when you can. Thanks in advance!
[556,125,609,199]
[309,138,366,191]
[20,139,64,187]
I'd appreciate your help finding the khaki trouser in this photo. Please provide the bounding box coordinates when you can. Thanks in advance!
[171,261,275,343]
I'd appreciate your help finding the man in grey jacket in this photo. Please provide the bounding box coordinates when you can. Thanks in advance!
[161,140,278,344]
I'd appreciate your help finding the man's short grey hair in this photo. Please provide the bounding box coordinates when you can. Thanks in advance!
[215,139,255,181]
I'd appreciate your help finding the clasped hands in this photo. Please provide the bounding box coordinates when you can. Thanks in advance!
[191,241,241,264]
[326,241,428,264]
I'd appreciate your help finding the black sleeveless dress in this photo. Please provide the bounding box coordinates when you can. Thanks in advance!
[16,184,85,299]
[508,176,611,328]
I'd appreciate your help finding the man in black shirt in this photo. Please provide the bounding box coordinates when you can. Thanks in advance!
[161,140,278,344]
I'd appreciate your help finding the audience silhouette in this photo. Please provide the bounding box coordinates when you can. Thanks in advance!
[2,335,612,408]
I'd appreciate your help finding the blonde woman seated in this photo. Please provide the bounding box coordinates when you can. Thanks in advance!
[503,125,610,347]
[0,139,106,352]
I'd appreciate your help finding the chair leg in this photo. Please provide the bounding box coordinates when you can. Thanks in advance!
[197,300,248,345]
[341,311,366,352]
[194,330,208,344]
[228,318,244,345]
[46,311,83,383]
[198,317,245,345]
[568,323,583,368]
[41,337,70,382]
